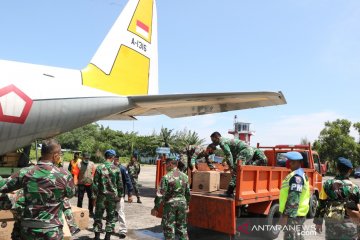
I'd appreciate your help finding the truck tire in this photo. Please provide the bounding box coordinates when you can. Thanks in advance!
[261,203,281,239]
[307,194,318,218]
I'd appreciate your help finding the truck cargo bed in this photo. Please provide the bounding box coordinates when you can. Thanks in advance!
[188,190,236,236]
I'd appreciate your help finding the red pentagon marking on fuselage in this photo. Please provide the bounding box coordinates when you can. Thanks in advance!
[0,84,33,124]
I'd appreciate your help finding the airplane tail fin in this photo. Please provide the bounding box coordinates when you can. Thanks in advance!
[81,0,158,96]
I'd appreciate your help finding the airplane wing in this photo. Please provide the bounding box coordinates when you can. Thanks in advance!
[106,91,286,119]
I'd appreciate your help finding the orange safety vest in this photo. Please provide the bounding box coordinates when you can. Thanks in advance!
[70,159,80,175]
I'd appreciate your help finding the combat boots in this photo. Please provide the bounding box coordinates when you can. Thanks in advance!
[104,232,112,240]
[137,196,142,203]
[93,232,101,240]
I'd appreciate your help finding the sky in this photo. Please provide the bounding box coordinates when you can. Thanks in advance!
[0,0,359,146]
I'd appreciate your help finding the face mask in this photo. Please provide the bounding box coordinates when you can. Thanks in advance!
[83,159,89,164]
[54,155,62,166]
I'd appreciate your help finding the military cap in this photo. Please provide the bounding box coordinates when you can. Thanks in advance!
[338,157,353,169]
[284,151,303,161]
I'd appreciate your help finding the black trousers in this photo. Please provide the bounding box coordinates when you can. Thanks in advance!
[77,184,94,214]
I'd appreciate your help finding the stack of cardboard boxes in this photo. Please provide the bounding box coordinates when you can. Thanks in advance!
[0,153,20,167]
[192,171,233,193]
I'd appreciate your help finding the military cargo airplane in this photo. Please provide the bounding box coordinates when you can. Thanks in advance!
[0,0,286,156]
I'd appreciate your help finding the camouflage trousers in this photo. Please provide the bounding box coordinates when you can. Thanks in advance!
[283,217,306,240]
[162,201,188,240]
[130,176,140,197]
[325,220,360,240]
[20,226,63,240]
[228,166,238,189]
[93,195,118,233]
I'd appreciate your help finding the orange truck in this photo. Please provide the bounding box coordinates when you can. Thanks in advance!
[155,144,323,239]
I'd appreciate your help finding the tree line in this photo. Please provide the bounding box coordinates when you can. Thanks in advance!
[55,123,205,162]
[313,119,360,169]
[54,119,360,167]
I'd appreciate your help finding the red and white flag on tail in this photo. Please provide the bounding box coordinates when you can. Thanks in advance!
[136,20,149,38]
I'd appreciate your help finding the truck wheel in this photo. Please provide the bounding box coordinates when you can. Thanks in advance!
[261,203,281,239]
[307,194,318,218]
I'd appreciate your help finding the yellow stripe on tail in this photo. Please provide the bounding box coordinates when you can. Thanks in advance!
[82,46,150,96]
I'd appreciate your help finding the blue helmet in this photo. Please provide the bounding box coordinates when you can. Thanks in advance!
[284,151,303,161]
[105,149,116,158]
[338,157,353,169]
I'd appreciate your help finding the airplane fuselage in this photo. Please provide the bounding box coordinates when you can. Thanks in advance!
[0,60,133,155]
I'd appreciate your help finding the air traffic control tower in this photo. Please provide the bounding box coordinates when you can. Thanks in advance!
[228,115,254,144]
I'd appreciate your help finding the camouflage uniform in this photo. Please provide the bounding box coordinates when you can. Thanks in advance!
[127,161,141,197]
[0,177,78,239]
[0,177,24,240]
[92,161,123,233]
[0,161,75,240]
[63,199,80,234]
[250,148,268,166]
[189,146,215,170]
[154,167,191,240]
[217,138,267,190]
[313,175,360,239]
[282,172,308,240]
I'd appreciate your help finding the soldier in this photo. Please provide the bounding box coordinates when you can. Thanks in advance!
[188,144,217,172]
[151,157,191,240]
[0,139,76,240]
[92,149,123,240]
[313,157,360,239]
[44,155,80,235]
[74,152,96,217]
[279,152,310,240]
[127,155,142,203]
[0,178,79,239]
[210,132,267,197]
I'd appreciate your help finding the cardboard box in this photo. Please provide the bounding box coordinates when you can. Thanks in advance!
[71,206,89,230]
[220,172,232,189]
[192,171,220,192]
[0,210,14,240]
[0,220,14,240]
[62,214,72,240]
[0,211,13,221]
[1,153,19,167]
